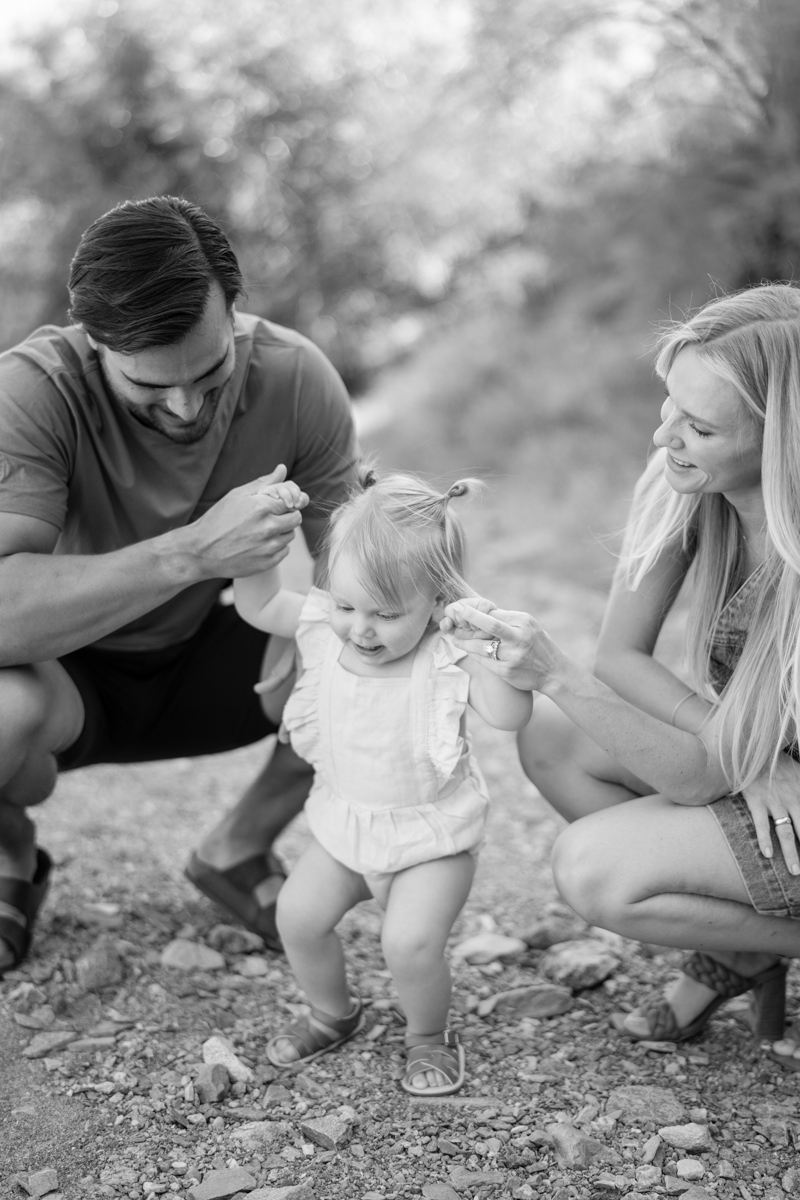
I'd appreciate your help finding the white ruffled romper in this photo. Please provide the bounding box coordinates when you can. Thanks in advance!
[282,588,490,885]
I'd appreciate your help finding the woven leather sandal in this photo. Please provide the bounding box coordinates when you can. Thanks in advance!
[770,1025,800,1072]
[612,951,787,1042]
[267,996,365,1067]
[401,1029,465,1097]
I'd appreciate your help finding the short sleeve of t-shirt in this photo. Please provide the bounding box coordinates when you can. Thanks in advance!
[0,334,80,530]
[290,339,357,564]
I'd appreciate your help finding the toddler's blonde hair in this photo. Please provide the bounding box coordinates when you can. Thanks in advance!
[323,466,481,608]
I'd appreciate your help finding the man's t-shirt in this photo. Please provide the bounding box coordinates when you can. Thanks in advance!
[0,313,357,651]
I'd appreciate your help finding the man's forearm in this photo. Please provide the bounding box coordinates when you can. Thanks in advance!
[0,528,202,665]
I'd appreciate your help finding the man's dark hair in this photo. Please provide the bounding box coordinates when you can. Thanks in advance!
[68,196,244,353]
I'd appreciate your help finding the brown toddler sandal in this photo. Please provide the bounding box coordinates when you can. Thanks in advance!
[401,1029,465,1096]
[267,996,365,1067]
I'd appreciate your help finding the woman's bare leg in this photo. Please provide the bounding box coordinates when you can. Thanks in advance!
[552,794,800,1031]
[517,697,652,821]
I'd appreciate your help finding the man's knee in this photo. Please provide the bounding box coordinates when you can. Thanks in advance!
[0,669,51,756]
[551,817,624,928]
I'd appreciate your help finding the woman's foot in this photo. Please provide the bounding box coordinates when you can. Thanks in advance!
[401,1030,465,1096]
[266,996,364,1066]
[614,951,786,1041]
[772,1025,800,1071]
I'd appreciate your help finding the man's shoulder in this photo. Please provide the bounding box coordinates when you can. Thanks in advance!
[234,312,350,426]
[234,312,341,383]
[0,324,92,382]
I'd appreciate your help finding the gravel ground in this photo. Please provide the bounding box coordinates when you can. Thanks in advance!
[3,702,798,1200]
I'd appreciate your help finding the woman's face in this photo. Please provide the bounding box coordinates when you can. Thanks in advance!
[653,346,762,501]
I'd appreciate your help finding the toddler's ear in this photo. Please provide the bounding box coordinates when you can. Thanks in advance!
[431,595,447,623]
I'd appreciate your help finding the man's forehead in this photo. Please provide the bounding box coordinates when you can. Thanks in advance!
[109,306,234,388]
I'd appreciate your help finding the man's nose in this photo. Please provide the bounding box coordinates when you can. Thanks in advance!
[163,388,204,421]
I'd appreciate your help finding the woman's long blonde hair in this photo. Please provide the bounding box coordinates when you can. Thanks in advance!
[622,283,800,789]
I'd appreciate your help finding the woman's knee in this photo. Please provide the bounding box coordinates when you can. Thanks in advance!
[551,817,626,928]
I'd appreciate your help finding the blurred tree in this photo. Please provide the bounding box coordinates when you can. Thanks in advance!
[1,0,799,393]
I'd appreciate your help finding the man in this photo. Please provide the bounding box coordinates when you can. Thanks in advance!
[0,195,356,972]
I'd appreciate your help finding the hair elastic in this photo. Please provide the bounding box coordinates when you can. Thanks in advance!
[446,481,468,500]
[670,690,696,726]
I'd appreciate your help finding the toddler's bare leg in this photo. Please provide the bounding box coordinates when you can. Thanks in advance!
[382,852,475,1090]
[276,838,370,1027]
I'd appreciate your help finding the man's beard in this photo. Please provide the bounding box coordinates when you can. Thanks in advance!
[96,355,226,445]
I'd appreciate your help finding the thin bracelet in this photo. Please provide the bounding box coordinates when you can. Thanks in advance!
[670,690,697,727]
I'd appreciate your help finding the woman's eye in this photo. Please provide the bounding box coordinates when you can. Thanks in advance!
[689,422,711,439]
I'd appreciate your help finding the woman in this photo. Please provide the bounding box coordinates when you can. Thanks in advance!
[444,283,800,1069]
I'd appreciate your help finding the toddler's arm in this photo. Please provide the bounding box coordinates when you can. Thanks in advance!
[234,567,306,638]
[459,653,533,730]
[233,479,308,637]
[442,600,532,731]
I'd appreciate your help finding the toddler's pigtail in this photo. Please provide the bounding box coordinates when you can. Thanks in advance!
[445,480,472,502]
[355,461,379,491]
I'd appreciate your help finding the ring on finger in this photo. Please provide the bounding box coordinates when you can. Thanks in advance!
[484,638,501,661]
[774,816,793,827]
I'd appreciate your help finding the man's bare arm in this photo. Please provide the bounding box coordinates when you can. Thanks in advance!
[0,466,302,666]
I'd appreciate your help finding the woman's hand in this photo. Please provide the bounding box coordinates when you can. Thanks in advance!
[741,754,800,875]
[441,597,566,693]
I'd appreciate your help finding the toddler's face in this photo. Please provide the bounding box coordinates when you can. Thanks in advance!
[328,549,440,668]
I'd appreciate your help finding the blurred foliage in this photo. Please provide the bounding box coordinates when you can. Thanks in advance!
[0,0,799,398]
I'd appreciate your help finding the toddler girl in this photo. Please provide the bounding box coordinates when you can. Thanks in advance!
[234,468,531,1095]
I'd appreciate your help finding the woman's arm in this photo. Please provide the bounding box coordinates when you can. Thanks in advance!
[459,654,533,730]
[233,568,305,638]
[594,542,713,733]
[445,600,731,805]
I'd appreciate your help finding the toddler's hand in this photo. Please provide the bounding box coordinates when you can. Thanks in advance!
[440,595,497,636]
[256,479,309,514]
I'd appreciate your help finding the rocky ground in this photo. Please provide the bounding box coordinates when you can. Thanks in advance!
[3,690,798,1200]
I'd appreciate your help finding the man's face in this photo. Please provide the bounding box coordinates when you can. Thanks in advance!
[91,283,236,444]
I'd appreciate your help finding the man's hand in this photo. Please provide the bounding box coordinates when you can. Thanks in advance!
[186,464,310,580]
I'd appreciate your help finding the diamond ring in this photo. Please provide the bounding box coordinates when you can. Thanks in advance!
[484,638,500,660]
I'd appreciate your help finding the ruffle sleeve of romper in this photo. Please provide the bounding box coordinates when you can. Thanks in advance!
[428,631,472,788]
[281,586,332,766]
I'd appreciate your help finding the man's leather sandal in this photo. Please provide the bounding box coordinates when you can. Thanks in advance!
[0,848,52,974]
[185,850,286,953]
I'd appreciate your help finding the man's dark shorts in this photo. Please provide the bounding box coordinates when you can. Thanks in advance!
[57,602,277,770]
